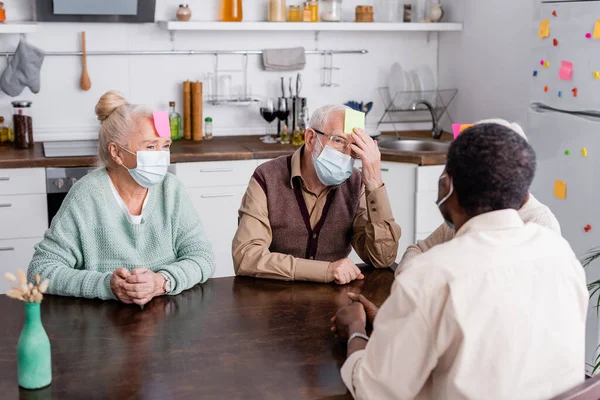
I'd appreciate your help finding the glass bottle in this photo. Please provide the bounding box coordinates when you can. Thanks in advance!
[204,117,213,140]
[309,1,319,22]
[220,0,243,22]
[12,101,34,150]
[0,116,12,146]
[0,2,6,22]
[169,101,182,141]
[280,123,290,144]
[302,2,312,22]
[292,126,303,147]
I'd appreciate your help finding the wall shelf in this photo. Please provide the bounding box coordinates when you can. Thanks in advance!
[159,21,463,32]
[0,22,37,34]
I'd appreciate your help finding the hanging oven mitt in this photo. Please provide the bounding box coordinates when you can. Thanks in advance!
[0,40,45,97]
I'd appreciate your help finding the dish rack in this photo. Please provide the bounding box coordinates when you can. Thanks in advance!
[376,87,458,133]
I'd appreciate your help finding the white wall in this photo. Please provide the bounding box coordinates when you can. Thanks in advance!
[0,0,439,141]
[438,0,533,128]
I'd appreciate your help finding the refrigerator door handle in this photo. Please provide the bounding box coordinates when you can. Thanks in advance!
[530,102,600,122]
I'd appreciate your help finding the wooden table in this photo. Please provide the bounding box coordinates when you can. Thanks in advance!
[0,269,394,399]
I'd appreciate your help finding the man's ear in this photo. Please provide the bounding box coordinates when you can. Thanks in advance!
[305,128,317,152]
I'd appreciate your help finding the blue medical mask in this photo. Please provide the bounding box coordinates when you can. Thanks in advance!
[312,136,354,186]
[436,174,455,231]
[118,146,170,188]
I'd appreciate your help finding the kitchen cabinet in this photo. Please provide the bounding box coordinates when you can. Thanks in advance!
[173,160,256,278]
[0,168,47,293]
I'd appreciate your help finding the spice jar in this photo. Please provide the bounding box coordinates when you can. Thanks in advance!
[176,4,192,21]
[356,5,374,22]
[288,5,301,22]
[0,2,6,22]
[204,117,213,140]
[268,0,286,22]
[0,116,12,146]
[12,101,34,150]
[321,0,342,22]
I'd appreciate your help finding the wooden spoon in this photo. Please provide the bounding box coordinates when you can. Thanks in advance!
[80,32,91,91]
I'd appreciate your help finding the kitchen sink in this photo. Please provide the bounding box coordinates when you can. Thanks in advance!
[377,138,450,153]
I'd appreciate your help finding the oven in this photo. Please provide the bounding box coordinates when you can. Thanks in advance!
[46,167,91,226]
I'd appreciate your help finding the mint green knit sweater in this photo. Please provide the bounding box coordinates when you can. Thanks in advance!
[28,168,215,300]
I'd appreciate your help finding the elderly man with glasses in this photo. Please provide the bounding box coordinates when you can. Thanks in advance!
[232,105,401,284]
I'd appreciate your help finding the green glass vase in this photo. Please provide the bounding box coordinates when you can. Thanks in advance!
[17,302,52,390]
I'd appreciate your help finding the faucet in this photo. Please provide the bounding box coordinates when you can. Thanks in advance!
[412,100,442,140]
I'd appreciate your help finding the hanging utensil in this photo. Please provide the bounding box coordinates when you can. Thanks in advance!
[80,32,91,91]
[280,76,285,98]
[296,73,302,97]
[289,77,293,98]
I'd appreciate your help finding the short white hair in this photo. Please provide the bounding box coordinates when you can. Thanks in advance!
[476,118,528,142]
[309,105,350,131]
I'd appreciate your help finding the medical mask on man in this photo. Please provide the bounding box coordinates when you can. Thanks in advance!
[118,146,170,188]
[436,174,455,231]
[311,135,354,186]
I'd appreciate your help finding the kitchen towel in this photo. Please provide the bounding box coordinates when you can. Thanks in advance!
[0,40,46,97]
[262,47,306,71]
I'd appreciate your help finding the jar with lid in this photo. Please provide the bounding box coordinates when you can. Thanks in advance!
[309,1,319,22]
[176,4,192,21]
[268,0,286,22]
[219,0,243,22]
[204,117,213,140]
[321,0,342,22]
[12,101,34,149]
[288,5,301,22]
[0,116,12,146]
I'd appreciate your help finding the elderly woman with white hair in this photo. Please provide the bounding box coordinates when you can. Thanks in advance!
[28,91,215,304]
[396,118,560,275]
[233,105,401,284]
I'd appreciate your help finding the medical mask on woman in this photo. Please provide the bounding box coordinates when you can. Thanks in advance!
[312,136,354,186]
[118,146,170,188]
[436,174,455,231]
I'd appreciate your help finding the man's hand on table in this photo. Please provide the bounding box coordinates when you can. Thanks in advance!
[327,258,365,285]
[330,301,367,341]
[347,292,379,327]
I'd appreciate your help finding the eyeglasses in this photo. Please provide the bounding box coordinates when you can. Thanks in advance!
[312,129,350,151]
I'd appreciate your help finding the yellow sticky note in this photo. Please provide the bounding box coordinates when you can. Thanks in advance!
[344,109,365,134]
[539,19,550,38]
[594,20,600,38]
[554,180,567,200]
[460,124,474,133]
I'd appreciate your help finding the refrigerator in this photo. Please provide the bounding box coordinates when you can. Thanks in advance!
[528,0,600,373]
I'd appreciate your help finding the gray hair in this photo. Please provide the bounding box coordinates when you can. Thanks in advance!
[309,105,350,131]
[95,90,153,168]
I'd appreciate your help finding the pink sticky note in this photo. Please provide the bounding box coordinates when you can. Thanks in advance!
[452,124,462,138]
[152,111,170,138]
[559,61,573,80]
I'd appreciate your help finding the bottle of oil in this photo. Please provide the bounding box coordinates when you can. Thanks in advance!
[220,0,243,22]
[292,125,303,147]
[0,116,12,146]
[280,123,290,144]
[169,101,182,141]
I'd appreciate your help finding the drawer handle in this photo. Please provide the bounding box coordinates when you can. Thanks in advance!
[200,168,234,173]
[0,177,9,181]
[0,247,15,251]
[201,193,235,198]
[0,203,12,208]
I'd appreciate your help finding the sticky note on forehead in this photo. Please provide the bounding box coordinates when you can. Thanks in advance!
[152,111,170,138]
[451,123,474,138]
[344,109,365,134]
